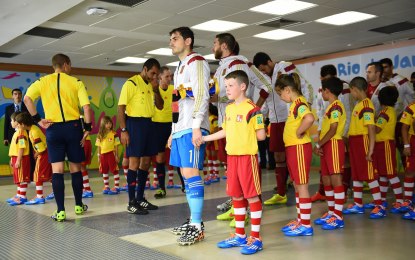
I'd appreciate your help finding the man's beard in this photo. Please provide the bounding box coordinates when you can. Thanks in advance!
[214,49,222,60]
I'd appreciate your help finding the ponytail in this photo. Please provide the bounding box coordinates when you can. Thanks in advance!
[275,73,302,95]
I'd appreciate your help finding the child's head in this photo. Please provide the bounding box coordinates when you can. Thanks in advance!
[275,73,302,103]
[321,77,343,101]
[98,116,113,140]
[378,86,398,107]
[14,112,34,130]
[10,111,21,129]
[349,76,368,100]
[209,103,218,117]
[224,70,249,100]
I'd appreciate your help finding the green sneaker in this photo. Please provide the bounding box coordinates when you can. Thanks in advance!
[229,212,250,227]
[75,204,88,215]
[51,210,66,222]
[264,194,287,205]
[217,206,234,221]
[154,189,166,199]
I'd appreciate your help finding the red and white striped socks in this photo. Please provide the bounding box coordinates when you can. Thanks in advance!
[324,186,335,214]
[249,200,262,239]
[35,181,44,198]
[233,199,248,237]
[403,176,414,201]
[333,185,345,219]
[82,170,92,191]
[352,181,364,206]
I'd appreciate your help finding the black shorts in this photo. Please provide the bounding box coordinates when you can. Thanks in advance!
[153,122,171,153]
[126,117,158,157]
[46,120,85,163]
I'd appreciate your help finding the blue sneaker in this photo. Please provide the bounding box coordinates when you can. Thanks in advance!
[24,197,46,205]
[107,187,120,195]
[240,237,263,255]
[45,192,54,200]
[102,187,110,194]
[222,175,227,180]
[284,224,314,237]
[217,234,247,248]
[82,190,94,198]
[343,203,365,214]
[363,202,375,209]
[369,205,386,219]
[281,220,299,232]
[402,210,415,220]
[9,197,27,206]
[204,177,211,185]
[166,181,175,189]
[314,212,332,225]
[174,184,182,189]
[390,202,403,214]
[321,216,344,230]
[399,200,413,213]
[119,184,128,192]
[6,195,18,203]
[211,176,220,183]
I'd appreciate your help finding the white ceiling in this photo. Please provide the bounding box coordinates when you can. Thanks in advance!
[0,0,414,72]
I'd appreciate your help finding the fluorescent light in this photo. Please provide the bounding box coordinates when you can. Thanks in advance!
[116,57,147,64]
[167,61,180,67]
[147,48,173,56]
[254,29,304,40]
[203,54,216,60]
[315,11,376,26]
[249,0,317,15]
[192,19,246,32]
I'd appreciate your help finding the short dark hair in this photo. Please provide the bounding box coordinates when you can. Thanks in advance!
[379,58,393,67]
[367,61,383,77]
[143,58,160,70]
[170,26,194,49]
[160,66,170,74]
[322,77,343,96]
[320,64,337,78]
[411,72,415,79]
[209,103,218,117]
[215,33,239,55]
[275,73,302,95]
[253,52,272,68]
[52,53,71,69]
[225,70,249,88]
[378,86,398,107]
[10,111,21,121]
[15,112,34,126]
[12,88,22,95]
[350,76,368,91]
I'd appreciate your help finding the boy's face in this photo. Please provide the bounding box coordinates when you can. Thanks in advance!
[225,78,244,100]
[276,86,291,103]
[11,119,18,129]
[349,86,360,99]
[321,88,330,101]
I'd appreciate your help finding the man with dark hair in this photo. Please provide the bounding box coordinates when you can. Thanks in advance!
[169,26,210,246]
[366,61,387,113]
[118,58,163,215]
[4,88,27,145]
[380,58,414,115]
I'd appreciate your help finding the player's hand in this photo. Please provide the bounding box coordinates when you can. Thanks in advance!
[3,140,9,146]
[34,152,39,159]
[80,131,89,147]
[192,128,203,147]
[115,155,119,163]
[121,131,130,146]
[167,135,172,149]
[366,150,373,161]
[14,160,21,168]
[313,146,323,156]
[9,159,12,167]
[38,119,53,129]
[296,131,304,139]
[403,147,411,157]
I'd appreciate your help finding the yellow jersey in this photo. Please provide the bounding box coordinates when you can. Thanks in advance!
[400,102,415,136]
[209,114,218,134]
[284,96,312,146]
[320,100,346,140]
[375,106,396,142]
[152,84,173,123]
[348,98,375,136]
[9,128,30,156]
[222,99,264,155]
[118,75,155,118]
[95,130,120,154]
[28,125,47,153]
[25,73,90,122]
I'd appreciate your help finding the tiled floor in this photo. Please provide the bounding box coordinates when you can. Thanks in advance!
[0,169,413,260]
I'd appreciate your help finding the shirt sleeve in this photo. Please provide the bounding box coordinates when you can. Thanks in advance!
[247,65,273,94]
[114,133,120,146]
[400,106,414,125]
[363,108,375,126]
[298,104,312,120]
[31,129,46,153]
[25,78,42,101]
[95,138,101,147]
[190,59,210,129]
[329,107,341,125]
[77,80,90,107]
[17,130,27,149]
[376,112,388,130]
[118,80,133,106]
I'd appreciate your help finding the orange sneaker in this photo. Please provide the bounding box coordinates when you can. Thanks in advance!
[311,192,326,202]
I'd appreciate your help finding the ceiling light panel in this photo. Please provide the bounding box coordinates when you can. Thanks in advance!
[147,48,173,56]
[115,57,147,63]
[191,19,246,32]
[254,29,304,40]
[315,11,376,26]
[249,0,317,16]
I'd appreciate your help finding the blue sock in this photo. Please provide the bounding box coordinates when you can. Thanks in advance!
[136,169,149,201]
[71,171,83,206]
[127,169,137,202]
[187,176,204,226]
[52,173,65,212]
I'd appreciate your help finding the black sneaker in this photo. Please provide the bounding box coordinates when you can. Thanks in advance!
[172,219,205,235]
[127,199,148,215]
[138,198,158,210]
[177,225,204,246]
[154,189,166,199]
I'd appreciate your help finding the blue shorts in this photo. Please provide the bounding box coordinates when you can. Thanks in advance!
[126,117,158,157]
[170,131,207,170]
[153,122,172,153]
[46,120,85,163]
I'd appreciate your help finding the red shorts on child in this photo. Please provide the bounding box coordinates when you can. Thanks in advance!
[374,140,397,176]
[12,155,31,184]
[405,135,415,172]
[34,151,52,182]
[286,143,312,185]
[349,135,377,181]
[321,139,345,176]
[81,140,92,166]
[99,152,119,174]
[226,154,261,198]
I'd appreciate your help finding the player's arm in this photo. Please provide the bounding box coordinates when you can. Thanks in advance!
[318,122,338,147]
[152,84,164,110]
[256,128,266,141]
[203,129,226,142]
[15,147,24,168]
[247,65,270,108]
[297,113,315,139]
[366,124,376,161]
